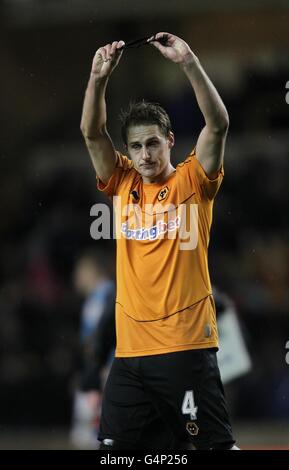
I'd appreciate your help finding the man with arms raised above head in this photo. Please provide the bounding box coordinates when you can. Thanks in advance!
[80,32,239,450]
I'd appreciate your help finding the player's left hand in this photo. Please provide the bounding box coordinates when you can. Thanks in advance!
[84,390,102,412]
[148,32,194,65]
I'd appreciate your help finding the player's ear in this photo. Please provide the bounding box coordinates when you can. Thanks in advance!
[168,131,175,149]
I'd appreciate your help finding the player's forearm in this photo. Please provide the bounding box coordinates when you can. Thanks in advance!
[180,54,229,132]
[80,74,109,138]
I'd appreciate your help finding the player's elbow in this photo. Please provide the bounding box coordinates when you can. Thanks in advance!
[80,122,90,138]
[222,111,230,131]
[218,110,230,133]
[80,124,106,140]
[210,112,229,136]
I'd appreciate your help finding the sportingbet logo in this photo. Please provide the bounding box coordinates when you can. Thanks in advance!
[121,216,181,240]
[286,341,289,365]
[90,196,199,250]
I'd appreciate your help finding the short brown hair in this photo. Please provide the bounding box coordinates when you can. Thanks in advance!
[119,100,172,146]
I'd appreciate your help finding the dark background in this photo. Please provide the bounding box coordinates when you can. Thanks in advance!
[1,0,289,448]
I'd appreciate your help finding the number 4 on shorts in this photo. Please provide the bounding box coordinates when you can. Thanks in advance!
[182,390,198,420]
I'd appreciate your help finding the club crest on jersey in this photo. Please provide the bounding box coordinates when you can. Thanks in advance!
[130,190,140,203]
[157,186,169,202]
[186,421,199,436]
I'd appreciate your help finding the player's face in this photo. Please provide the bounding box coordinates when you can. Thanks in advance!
[126,124,174,183]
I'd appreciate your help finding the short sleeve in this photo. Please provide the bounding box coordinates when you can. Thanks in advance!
[96,151,135,198]
[177,148,224,201]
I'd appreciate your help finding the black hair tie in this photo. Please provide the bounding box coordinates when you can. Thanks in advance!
[119,34,169,51]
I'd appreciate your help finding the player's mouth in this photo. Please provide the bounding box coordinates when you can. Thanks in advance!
[140,162,157,168]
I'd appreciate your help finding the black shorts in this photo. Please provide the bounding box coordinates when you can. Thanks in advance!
[99,348,235,450]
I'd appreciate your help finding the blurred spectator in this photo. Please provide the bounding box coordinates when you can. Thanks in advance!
[70,247,115,449]
[214,286,252,384]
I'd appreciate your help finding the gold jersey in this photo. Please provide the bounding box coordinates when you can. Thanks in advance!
[97,149,224,357]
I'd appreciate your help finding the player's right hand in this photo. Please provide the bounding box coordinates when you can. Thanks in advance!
[91,40,125,79]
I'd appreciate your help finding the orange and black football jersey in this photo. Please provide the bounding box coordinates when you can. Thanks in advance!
[97,149,224,357]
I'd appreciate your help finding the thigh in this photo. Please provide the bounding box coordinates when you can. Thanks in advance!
[190,349,236,449]
[141,349,235,449]
[99,357,175,449]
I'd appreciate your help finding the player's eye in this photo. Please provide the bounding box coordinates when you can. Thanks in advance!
[148,141,159,146]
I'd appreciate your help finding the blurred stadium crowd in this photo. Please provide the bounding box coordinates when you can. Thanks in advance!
[0,0,289,447]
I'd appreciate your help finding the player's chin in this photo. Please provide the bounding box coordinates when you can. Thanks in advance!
[140,166,159,177]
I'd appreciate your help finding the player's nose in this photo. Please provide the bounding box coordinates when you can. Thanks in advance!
[141,147,151,161]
